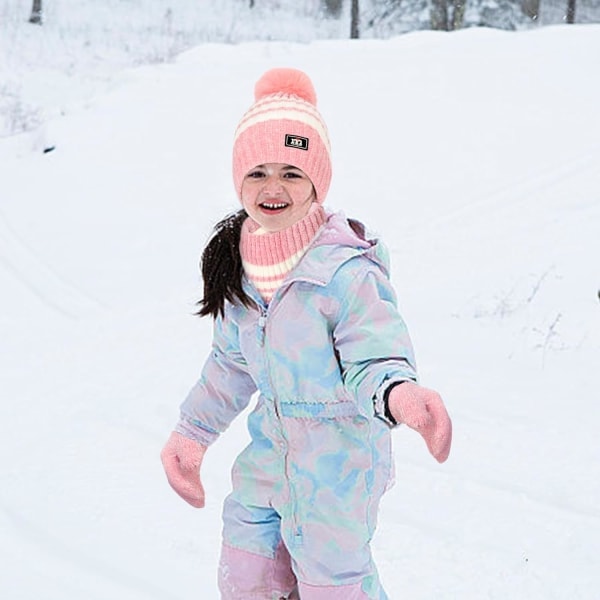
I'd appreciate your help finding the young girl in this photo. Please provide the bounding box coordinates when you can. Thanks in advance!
[161,68,452,600]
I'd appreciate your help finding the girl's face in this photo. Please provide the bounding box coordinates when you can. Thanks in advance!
[241,163,316,232]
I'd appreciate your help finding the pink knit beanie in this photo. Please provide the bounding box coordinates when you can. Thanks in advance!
[232,68,332,203]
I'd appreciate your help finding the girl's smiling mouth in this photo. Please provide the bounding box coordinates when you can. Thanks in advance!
[259,202,290,212]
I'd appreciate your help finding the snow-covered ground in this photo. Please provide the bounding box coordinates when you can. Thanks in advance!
[1,21,600,600]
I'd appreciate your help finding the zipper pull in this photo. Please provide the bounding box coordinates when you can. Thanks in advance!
[258,311,267,346]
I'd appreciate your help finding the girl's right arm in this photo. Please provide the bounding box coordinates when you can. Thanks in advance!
[175,310,257,446]
[161,310,256,508]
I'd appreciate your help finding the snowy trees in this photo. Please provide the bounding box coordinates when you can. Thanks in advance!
[15,0,599,39]
[356,0,592,35]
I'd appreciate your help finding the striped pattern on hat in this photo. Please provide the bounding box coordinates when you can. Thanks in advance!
[232,68,332,203]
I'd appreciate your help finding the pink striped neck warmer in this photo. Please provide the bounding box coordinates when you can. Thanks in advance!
[240,205,326,303]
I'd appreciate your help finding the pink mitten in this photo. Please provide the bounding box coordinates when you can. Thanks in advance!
[160,431,207,508]
[387,381,452,463]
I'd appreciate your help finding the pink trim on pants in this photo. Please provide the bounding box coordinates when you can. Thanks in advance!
[218,543,373,599]
[218,543,296,599]
[298,581,372,599]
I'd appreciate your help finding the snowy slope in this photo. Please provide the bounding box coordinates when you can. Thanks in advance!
[1,24,600,599]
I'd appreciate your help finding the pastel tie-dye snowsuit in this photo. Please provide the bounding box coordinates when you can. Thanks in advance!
[179,212,417,599]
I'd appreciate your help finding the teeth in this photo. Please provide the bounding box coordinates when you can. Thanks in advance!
[262,203,288,209]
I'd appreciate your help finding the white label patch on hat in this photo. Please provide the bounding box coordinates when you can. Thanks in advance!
[285,134,309,150]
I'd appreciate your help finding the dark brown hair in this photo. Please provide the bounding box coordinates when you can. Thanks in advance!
[197,209,253,319]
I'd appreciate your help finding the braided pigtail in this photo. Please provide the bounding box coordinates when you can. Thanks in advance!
[197,209,253,319]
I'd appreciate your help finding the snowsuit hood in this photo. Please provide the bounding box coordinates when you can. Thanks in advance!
[286,210,391,290]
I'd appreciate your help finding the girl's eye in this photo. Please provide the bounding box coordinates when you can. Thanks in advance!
[246,170,265,179]
[283,171,302,179]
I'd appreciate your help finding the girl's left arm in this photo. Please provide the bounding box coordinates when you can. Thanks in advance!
[331,261,418,422]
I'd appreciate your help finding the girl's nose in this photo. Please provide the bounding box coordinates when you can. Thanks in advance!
[262,176,283,196]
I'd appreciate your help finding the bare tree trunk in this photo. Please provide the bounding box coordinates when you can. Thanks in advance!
[566,0,576,23]
[431,0,449,30]
[451,0,466,29]
[521,0,541,20]
[249,0,255,8]
[350,0,360,39]
[323,0,343,17]
[29,0,42,25]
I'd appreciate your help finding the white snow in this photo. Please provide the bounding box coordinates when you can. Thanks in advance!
[1,20,600,600]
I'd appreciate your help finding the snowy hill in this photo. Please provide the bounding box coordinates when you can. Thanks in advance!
[1,23,600,599]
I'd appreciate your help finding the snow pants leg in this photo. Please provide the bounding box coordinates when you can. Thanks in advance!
[218,539,298,599]
[219,494,388,600]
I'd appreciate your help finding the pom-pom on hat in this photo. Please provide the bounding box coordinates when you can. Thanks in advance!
[232,68,332,203]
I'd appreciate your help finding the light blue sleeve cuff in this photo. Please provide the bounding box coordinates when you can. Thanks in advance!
[174,415,220,447]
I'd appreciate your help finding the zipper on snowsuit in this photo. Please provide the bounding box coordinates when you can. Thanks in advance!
[255,299,302,543]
